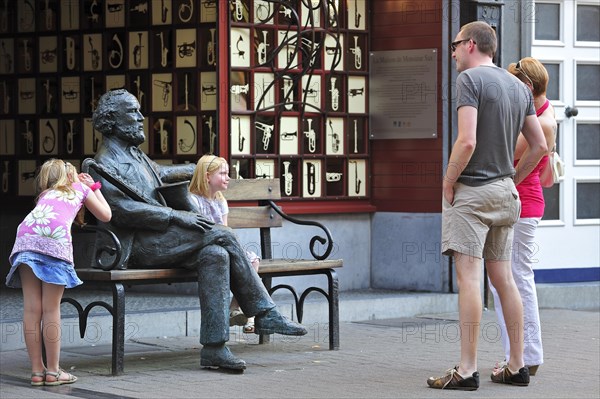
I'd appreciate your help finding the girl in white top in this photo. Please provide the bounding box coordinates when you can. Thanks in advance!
[189,155,260,333]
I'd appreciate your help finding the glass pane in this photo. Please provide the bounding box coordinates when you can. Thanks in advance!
[543,63,560,101]
[577,5,600,42]
[535,3,560,41]
[577,124,600,160]
[577,64,600,101]
[542,184,560,220]
[576,182,600,219]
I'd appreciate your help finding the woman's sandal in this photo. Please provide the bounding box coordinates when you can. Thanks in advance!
[45,369,77,386]
[30,371,45,386]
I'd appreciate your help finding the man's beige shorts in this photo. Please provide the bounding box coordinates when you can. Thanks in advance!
[442,179,521,260]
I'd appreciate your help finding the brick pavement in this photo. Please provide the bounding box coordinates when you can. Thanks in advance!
[1,308,599,399]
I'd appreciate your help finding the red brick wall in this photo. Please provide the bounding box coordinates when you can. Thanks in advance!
[370,1,444,212]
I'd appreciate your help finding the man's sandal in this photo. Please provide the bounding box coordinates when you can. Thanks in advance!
[30,371,45,386]
[45,369,77,386]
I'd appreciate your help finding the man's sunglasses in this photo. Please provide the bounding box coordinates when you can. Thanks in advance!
[450,38,473,52]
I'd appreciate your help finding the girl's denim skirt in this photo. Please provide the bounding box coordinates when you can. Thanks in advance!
[6,251,82,289]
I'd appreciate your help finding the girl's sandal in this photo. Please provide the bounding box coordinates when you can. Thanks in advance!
[243,320,255,334]
[45,369,77,386]
[30,371,46,386]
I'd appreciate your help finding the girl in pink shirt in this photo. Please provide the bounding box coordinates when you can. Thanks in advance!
[7,159,111,386]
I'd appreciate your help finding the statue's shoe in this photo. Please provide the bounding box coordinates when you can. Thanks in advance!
[200,345,246,371]
[255,308,308,336]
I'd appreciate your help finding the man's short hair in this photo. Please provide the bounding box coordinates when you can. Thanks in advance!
[459,21,497,59]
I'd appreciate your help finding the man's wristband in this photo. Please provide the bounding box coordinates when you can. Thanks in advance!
[90,182,102,192]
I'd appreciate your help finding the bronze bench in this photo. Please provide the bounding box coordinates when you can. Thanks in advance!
[62,178,342,375]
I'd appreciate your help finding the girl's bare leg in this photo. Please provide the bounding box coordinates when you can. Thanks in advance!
[19,264,76,382]
[18,265,46,381]
[40,280,65,374]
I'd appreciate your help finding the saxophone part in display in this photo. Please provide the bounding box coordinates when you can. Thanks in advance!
[178,0,193,22]
[153,78,172,106]
[326,172,342,182]
[66,119,75,154]
[350,160,362,195]
[255,121,273,151]
[88,36,100,70]
[328,120,340,153]
[257,30,269,65]
[156,32,168,67]
[283,161,293,195]
[134,75,144,106]
[42,120,56,153]
[158,118,168,154]
[349,35,361,69]
[108,34,124,69]
[22,120,33,154]
[353,119,358,153]
[306,162,316,195]
[133,33,144,68]
[207,28,216,66]
[204,115,216,154]
[22,39,31,71]
[178,119,196,153]
[354,0,362,28]
[2,160,9,193]
[232,116,245,152]
[303,118,316,153]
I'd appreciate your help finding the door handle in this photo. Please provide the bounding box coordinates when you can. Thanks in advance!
[565,106,579,118]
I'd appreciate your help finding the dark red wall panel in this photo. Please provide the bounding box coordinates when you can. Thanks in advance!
[370,0,444,213]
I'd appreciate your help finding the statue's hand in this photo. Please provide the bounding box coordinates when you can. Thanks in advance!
[171,210,214,232]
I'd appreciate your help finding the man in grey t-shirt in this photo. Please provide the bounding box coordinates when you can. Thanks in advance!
[427,21,547,391]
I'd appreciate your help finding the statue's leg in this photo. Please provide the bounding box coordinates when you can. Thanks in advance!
[216,232,307,336]
[218,238,276,317]
[196,245,230,346]
[197,244,247,370]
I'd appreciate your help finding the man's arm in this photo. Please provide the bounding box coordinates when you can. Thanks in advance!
[443,105,477,204]
[514,114,548,185]
[514,110,556,180]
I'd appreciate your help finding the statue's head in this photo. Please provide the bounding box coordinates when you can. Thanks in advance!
[93,89,145,146]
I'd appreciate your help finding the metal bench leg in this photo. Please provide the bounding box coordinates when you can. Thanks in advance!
[326,269,340,350]
[111,283,125,376]
[259,276,273,345]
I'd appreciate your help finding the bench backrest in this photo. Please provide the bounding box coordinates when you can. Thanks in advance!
[223,178,283,230]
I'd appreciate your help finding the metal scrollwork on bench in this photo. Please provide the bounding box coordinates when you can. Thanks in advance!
[61,296,116,339]
[267,200,334,260]
[268,282,330,324]
[80,224,123,270]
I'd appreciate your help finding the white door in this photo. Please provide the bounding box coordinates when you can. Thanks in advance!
[531,0,600,280]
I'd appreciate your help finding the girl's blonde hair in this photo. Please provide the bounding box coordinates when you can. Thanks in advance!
[189,155,227,200]
[36,159,85,224]
[36,159,77,200]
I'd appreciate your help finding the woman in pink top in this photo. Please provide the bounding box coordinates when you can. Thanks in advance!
[7,159,111,386]
[490,58,557,376]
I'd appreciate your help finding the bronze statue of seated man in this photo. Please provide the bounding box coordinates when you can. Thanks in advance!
[90,88,307,371]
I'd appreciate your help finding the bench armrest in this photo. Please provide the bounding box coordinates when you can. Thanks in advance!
[79,224,123,271]
[267,200,334,260]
